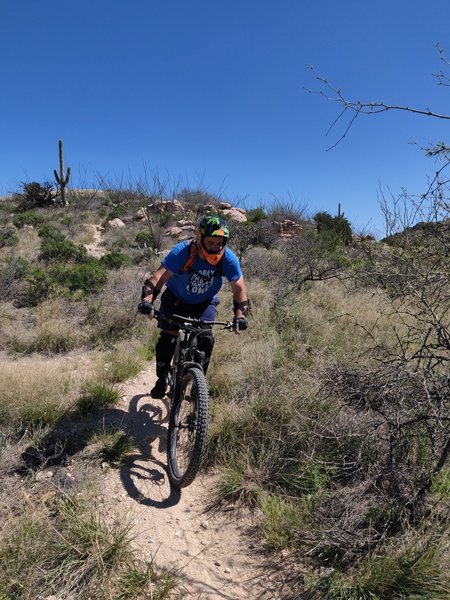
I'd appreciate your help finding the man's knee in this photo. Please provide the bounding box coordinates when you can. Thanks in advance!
[198,329,215,373]
[155,331,177,378]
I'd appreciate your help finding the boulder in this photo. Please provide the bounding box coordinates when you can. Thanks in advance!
[166,226,183,238]
[221,207,247,223]
[107,218,126,228]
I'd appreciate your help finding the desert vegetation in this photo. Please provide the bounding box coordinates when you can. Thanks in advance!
[1,175,450,599]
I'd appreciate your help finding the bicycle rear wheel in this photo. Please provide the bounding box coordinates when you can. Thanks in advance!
[167,367,208,487]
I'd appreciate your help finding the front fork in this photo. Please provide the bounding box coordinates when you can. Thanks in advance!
[168,331,205,401]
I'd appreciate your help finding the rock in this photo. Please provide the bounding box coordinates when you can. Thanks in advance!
[200,521,209,530]
[214,560,222,567]
[107,218,126,228]
[166,226,183,238]
[221,208,247,223]
[135,207,147,220]
[147,200,184,214]
[35,470,54,481]
[224,568,231,574]
[219,201,233,209]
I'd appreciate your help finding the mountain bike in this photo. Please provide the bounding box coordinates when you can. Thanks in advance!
[139,304,234,487]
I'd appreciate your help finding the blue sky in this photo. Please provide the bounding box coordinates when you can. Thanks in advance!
[1,1,450,237]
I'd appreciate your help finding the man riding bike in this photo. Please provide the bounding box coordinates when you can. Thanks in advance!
[140,214,250,399]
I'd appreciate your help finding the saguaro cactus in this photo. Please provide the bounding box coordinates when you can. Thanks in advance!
[54,139,71,205]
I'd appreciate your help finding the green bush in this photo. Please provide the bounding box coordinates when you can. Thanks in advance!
[13,210,45,229]
[0,226,19,248]
[38,223,66,241]
[246,207,267,223]
[52,261,109,294]
[27,260,109,301]
[314,211,353,247]
[99,250,131,270]
[135,231,155,248]
[107,204,127,220]
[40,237,88,263]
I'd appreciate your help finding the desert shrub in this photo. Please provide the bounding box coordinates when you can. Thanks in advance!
[266,197,308,223]
[0,226,19,248]
[13,210,45,229]
[40,236,88,263]
[85,268,143,345]
[246,206,267,223]
[135,230,155,248]
[38,222,66,241]
[314,211,353,247]
[0,257,32,301]
[230,221,277,259]
[14,180,60,209]
[310,534,450,600]
[26,260,109,303]
[59,261,109,294]
[99,250,131,269]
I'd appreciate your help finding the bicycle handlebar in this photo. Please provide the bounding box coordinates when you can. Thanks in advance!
[138,301,234,330]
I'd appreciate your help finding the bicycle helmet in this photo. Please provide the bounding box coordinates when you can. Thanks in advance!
[196,214,229,266]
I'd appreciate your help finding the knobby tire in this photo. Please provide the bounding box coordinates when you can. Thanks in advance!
[167,367,209,488]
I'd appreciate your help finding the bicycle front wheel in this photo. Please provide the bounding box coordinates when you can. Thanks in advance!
[167,367,208,488]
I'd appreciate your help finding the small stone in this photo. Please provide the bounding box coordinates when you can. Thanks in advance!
[248,543,256,550]
[35,470,54,481]
[214,560,222,567]
[201,540,207,546]
[101,462,110,470]
[175,532,181,537]
[148,539,156,544]
[224,568,231,574]
[223,504,236,512]
[200,521,209,530]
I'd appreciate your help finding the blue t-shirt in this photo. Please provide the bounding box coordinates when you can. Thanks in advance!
[161,240,242,304]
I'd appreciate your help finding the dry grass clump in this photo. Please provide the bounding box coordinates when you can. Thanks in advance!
[0,493,178,599]
[0,359,71,428]
[98,339,146,384]
[1,298,87,354]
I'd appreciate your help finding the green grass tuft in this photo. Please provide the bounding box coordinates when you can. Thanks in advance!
[77,382,121,415]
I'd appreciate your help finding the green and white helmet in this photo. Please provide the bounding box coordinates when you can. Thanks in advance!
[196,214,229,266]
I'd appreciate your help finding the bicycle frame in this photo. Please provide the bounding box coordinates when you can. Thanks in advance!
[153,310,232,487]
[154,310,232,397]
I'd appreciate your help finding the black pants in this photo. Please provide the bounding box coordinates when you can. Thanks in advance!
[155,289,218,379]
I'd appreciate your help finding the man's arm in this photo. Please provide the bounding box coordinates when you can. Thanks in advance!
[142,265,173,302]
[230,276,250,318]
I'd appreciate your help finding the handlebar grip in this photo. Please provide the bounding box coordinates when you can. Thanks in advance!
[138,301,155,315]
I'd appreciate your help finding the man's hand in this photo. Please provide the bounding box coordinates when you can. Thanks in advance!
[232,316,248,334]
[138,301,155,317]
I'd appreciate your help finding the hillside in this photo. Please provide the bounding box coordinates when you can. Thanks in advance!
[1,186,450,599]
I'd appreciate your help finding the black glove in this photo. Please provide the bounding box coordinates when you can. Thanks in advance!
[233,316,248,331]
[138,301,155,316]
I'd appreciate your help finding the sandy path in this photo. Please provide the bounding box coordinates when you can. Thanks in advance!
[97,367,286,599]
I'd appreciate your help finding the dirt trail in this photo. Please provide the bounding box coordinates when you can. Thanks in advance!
[84,223,287,598]
[98,367,286,599]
